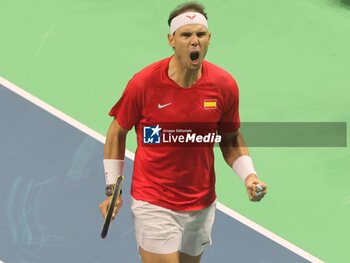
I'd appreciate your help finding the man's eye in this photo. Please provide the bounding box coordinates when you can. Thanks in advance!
[181,33,192,37]
[197,32,207,37]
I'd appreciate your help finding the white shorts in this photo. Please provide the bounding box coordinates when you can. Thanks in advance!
[131,198,216,257]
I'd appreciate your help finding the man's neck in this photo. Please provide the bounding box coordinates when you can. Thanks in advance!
[168,56,202,88]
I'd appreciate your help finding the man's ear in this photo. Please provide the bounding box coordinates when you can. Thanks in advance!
[168,33,175,48]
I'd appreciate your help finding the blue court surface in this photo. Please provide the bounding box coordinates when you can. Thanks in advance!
[0,82,320,262]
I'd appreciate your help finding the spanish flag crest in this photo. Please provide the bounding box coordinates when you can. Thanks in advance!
[204,99,217,109]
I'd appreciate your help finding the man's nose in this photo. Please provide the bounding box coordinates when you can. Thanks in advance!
[190,34,199,46]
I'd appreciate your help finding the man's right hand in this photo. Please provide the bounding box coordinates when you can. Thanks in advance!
[99,196,123,220]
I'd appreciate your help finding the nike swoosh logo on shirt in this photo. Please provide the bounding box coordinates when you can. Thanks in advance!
[202,241,210,246]
[158,103,172,109]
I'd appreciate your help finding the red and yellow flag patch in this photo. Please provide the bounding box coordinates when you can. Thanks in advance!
[204,100,217,109]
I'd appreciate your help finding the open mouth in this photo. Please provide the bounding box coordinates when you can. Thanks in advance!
[190,51,200,61]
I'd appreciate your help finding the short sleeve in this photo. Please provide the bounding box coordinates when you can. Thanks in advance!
[109,78,143,130]
[217,78,240,133]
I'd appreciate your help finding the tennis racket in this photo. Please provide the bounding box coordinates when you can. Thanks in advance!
[100,176,124,239]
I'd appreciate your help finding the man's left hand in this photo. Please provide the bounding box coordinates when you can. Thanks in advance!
[245,174,267,202]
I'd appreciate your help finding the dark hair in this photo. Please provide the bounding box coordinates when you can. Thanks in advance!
[167,2,208,26]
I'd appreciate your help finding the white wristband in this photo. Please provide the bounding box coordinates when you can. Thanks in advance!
[103,159,125,185]
[232,155,257,182]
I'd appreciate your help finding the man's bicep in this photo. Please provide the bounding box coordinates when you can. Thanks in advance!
[104,118,128,159]
[107,118,129,139]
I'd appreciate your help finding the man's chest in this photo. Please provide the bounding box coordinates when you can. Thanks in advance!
[141,85,224,123]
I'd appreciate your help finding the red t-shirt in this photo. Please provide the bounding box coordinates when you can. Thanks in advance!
[109,56,240,211]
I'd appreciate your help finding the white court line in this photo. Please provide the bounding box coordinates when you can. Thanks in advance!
[0,76,324,263]
[0,76,135,159]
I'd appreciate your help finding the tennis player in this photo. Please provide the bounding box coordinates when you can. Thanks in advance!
[99,2,267,263]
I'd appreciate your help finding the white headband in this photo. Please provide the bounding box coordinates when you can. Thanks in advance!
[170,12,208,35]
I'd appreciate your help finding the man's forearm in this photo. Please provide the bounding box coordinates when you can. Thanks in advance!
[220,131,258,182]
[104,134,126,159]
[220,131,250,167]
[103,120,128,185]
